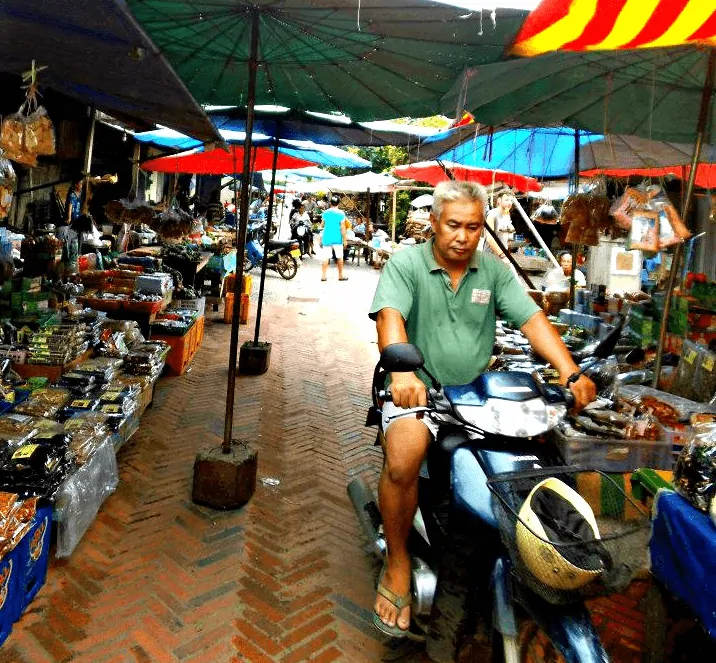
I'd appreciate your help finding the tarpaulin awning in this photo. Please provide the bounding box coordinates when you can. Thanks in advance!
[0,0,220,144]
[512,0,716,56]
[394,160,542,192]
[140,145,315,174]
[134,128,369,168]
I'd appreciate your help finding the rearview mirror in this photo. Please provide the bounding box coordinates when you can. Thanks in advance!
[593,316,626,359]
[380,343,425,373]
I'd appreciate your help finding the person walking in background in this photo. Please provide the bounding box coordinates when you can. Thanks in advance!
[319,194,348,282]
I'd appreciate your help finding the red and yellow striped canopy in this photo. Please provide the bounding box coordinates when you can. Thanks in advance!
[512,0,716,57]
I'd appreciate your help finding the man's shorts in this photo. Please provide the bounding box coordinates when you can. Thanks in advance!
[318,242,344,260]
[381,401,439,438]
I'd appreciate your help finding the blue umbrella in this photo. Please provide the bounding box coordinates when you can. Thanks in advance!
[431,126,603,179]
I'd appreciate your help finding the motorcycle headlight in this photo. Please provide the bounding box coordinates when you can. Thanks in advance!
[456,399,567,438]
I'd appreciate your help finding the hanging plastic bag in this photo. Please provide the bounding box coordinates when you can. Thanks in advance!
[652,192,691,247]
[0,157,16,219]
[609,187,646,230]
[23,107,55,156]
[628,209,659,252]
[674,422,716,512]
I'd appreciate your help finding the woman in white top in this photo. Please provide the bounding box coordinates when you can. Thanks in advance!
[482,189,515,263]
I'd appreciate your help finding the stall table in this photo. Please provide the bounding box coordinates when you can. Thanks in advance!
[650,489,716,638]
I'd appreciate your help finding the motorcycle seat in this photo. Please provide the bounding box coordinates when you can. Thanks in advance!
[267,239,295,249]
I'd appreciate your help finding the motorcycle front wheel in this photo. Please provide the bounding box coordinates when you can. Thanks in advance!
[243,256,254,272]
[276,254,298,280]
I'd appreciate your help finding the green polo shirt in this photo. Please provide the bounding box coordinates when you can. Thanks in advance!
[369,238,540,387]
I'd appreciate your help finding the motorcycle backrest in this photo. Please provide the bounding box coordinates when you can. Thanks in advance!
[380,343,424,373]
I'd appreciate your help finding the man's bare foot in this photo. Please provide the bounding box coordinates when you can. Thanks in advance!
[374,557,411,631]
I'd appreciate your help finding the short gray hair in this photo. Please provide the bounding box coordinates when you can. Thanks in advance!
[432,180,487,219]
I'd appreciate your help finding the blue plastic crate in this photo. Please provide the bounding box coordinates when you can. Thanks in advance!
[16,503,52,610]
[0,546,22,645]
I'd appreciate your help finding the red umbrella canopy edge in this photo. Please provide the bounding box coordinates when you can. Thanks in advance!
[394,161,542,193]
[512,0,716,56]
[141,144,315,174]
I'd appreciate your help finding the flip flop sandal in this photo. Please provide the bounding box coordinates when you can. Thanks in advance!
[321,277,327,281]
[373,569,411,639]
[338,277,349,281]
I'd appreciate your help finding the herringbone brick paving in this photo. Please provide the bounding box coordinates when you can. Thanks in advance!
[0,258,689,662]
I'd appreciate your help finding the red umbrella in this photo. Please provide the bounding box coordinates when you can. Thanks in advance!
[394,160,542,193]
[141,144,314,174]
[581,164,716,189]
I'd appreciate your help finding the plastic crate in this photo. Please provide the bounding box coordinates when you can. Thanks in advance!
[0,546,22,644]
[553,429,673,473]
[152,316,204,376]
[16,503,52,609]
[170,297,206,316]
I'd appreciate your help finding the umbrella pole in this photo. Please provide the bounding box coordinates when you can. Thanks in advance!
[254,135,280,344]
[391,188,397,242]
[653,49,716,388]
[570,128,580,310]
[223,8,259,453]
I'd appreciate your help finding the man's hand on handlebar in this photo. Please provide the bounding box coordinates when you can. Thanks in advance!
[389,372,428,409]
[563,373,597,412]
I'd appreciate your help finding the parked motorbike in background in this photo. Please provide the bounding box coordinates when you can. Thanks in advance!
[349,319,653,663]
[244,219,300,280]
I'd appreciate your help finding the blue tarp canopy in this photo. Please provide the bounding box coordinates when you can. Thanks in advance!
[134,128,370,169]
[431,127,603,179]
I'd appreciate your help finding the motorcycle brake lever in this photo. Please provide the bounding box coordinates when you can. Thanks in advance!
[385,407,431,421]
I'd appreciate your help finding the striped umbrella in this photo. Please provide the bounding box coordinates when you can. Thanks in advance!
[513,0,716,56]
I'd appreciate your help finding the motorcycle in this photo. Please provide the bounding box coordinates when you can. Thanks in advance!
[290,215,313,257]
[348,320,651,663]
[244,219,301,280]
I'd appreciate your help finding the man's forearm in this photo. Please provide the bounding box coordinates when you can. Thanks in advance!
[521,311,580,380]
[376,308,408,352]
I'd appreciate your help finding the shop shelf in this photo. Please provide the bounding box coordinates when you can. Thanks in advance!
[553,428,673,473]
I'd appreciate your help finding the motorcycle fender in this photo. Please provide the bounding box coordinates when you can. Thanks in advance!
[491,558,518,637]
[521,592,608,663]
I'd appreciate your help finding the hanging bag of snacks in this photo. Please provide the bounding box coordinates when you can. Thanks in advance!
[0,157,16,219]
[0,61,55,168]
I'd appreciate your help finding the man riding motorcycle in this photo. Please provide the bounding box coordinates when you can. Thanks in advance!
[368,180,596,638]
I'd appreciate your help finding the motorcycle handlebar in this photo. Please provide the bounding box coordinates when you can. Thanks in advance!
[381,385,574,408]
[561,386,576,409]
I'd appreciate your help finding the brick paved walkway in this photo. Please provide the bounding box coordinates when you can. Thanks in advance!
[0,257,699,662]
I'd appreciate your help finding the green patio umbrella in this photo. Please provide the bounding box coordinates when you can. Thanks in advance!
[126,0,527,121]
[124,0,530,460]
[442,47,716,144]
